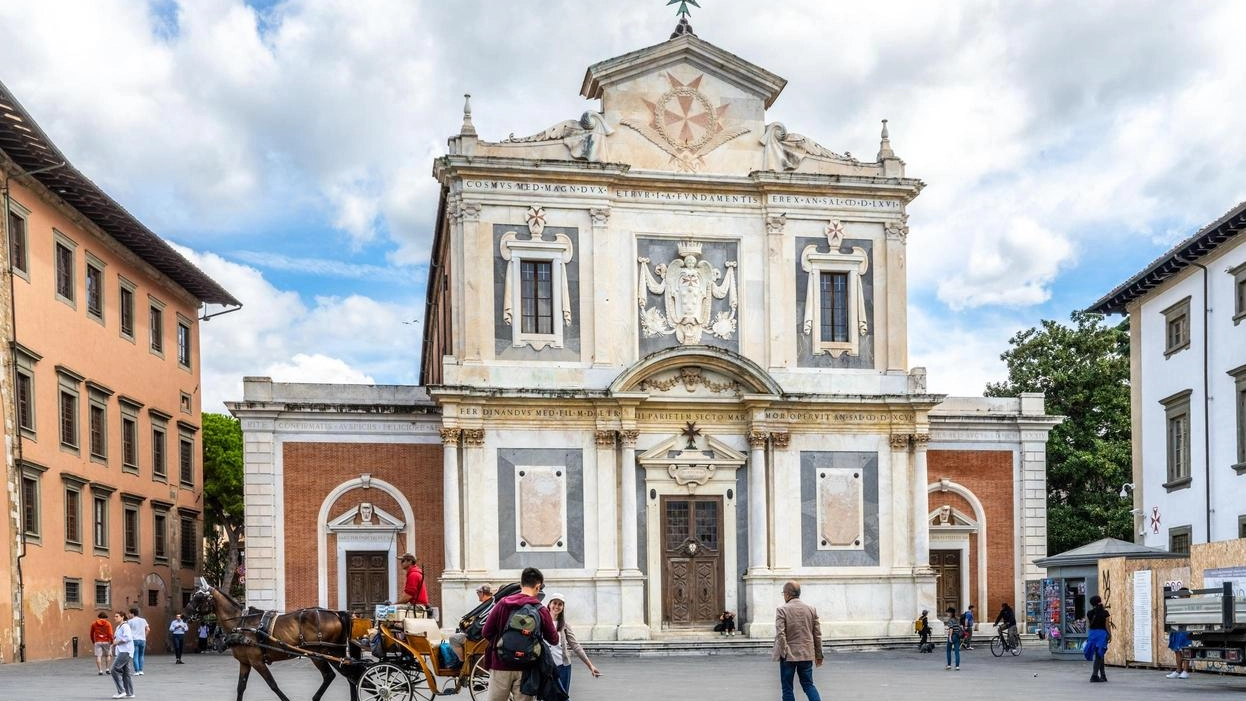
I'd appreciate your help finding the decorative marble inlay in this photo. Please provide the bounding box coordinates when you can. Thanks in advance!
[462,428,485,447]
[515,466,567,551]
[817,468,863,550]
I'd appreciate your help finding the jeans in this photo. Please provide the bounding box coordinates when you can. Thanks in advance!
[946,636,961,667]
[132,640,146,672]
[557,664,572,695]
[172,634,184,660]
[779,660,821,701]
[111,651,134,695]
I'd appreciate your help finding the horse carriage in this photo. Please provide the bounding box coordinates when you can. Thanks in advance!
[185,578,507,701]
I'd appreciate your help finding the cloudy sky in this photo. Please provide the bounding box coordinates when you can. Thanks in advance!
[2,0,1244,412]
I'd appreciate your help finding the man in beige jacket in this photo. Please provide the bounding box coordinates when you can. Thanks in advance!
[772,580,823,701]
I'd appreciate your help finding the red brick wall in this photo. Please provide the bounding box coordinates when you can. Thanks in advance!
[282,442,443,611]
[928,450,1015,613]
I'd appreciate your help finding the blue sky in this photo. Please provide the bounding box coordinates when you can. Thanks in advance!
[2,0,1243,412]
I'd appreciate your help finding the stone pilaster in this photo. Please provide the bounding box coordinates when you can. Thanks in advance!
[747,429,769,572]
[441,428,463,573]
[911,433,931,570]
[884,215,909,371]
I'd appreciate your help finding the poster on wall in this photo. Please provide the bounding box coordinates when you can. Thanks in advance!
[1132,569,1152,663]
[1203,566,1246,595]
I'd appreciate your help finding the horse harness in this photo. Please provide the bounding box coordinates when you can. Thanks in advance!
[229,607,349,665]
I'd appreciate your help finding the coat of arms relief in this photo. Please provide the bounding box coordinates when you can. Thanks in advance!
[621,72,749,173]
[637,240,738,345]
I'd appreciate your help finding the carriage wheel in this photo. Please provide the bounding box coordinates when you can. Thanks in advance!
[467,655,491,701]
[358,662,428,701]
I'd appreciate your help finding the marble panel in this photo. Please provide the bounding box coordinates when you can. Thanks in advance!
[515,465,566,551]
[817,468,863,549]
[497,448,584,569]
[636,237,740,357]
[800,451,879,566]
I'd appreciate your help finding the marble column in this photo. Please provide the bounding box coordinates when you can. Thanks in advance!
[747,430,768,572]
[440,428,463,573]
[890,433,914,569]
[619,430,640,572]
[912,433,931,569]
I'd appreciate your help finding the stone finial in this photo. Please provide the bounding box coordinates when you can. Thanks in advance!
[877,119,895,161]
[670,16,696,38]
[460,93,477,137]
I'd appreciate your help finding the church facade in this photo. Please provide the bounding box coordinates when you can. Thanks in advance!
[234,29,1057,640]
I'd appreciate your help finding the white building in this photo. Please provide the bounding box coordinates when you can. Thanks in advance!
[1090,201,1246,549]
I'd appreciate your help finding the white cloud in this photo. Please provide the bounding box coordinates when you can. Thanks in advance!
[908,306,1024,398]
[171,244,421,413]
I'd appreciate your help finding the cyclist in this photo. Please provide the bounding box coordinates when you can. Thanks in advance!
[993,602,1018,649]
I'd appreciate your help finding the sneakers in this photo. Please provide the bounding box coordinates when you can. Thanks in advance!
[1178,671,1189,679]
[1166,671,1180,678]
[175,659,184,664]
[955,666,960,671]
[945,665,952,670]
[135,671,144,676]
[113,694,127,699]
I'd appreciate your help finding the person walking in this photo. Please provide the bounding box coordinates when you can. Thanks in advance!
[91,611,114,675]
[168,614,188,663]
[1084,595,1110,682]
[960,605,975,650]
[543,592,602,698]
[916,609,931,651]
[943,606,963,670]
[396,553,429,607]
[127,608,150,675]
[772,580,823,701]
[482,567,558,701]
[109,611,135,698]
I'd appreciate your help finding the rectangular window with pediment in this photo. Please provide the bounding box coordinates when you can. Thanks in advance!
[1163,297,1191,357]
[796,226,873,367]
[496,219,579,355]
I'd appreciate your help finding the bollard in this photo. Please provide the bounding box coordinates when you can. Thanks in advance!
[72,635,79,657]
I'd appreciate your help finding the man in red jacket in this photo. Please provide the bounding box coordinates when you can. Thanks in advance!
[482,567,558,701]
[396,553,429,606]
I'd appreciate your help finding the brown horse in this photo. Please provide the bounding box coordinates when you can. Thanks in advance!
[184,578,357,701]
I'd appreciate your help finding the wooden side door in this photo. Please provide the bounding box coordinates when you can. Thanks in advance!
[345,551,389,615]
[931,549,961,616]
[661,496,723,627]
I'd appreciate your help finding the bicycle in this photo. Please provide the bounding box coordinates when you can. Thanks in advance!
[990,623,1022,657]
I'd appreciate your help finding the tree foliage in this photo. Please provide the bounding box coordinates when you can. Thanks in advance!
[202,412,244,596]
[985,311,1132,555]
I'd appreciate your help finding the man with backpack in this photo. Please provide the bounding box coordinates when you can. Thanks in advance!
[482,567,558,701]
[915,609,931,651]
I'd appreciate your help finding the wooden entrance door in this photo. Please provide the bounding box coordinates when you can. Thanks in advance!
[661,496,723,626]
[931,549,961,615]
[345,551,389,615]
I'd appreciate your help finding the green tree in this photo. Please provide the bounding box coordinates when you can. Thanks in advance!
[202,412,244,596]
[985,311,1132,554]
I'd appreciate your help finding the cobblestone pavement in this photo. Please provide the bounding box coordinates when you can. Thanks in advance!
[2,648,1243,700]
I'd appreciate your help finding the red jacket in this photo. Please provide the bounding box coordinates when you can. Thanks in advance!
[403,565,429,606]
[90,619,113,643]
[481,592,558,671]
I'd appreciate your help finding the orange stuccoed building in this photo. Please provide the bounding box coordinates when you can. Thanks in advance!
[0,81,239,662]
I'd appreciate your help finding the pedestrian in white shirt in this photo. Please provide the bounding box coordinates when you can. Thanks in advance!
[168,614,188,663]
[110,611,135,698]
[127,608,150,675]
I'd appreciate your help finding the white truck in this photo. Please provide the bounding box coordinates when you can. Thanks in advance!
[1164,582,1246,667]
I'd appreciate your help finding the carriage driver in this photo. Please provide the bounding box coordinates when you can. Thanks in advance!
[397,553,430,607]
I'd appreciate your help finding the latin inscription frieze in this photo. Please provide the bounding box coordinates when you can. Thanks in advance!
[763,410,915,424]
[274,420,418,433]
[766,194,902,211]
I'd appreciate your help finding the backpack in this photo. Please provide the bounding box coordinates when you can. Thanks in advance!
[914,618,924,634]
[494,602,543,666]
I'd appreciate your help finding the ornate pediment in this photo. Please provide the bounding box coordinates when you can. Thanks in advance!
[637,431,746,494]
[637,366,741,398]
[327,502,405,532]
[928,505,978,531]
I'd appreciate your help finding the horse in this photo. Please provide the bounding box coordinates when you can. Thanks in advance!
[184,578,357,701]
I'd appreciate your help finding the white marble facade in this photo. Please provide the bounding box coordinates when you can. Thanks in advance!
[429,32,950,640]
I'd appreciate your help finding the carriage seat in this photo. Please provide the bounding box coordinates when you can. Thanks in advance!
[402,617,443,643]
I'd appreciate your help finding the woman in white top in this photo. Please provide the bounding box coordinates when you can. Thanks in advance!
[543,593,601,698]
[110,611,135,698]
